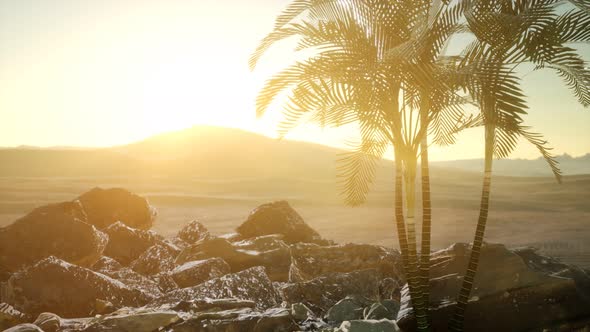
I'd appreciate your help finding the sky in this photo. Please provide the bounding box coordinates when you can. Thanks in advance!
[0,0,589,161]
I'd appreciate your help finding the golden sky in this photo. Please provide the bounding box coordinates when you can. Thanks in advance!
[0,0,589,161]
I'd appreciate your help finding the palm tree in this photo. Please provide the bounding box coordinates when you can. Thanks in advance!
[448,1,590,330]
[249,1,472,330]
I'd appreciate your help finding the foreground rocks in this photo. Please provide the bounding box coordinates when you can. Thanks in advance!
[2,257,150,318]
[149,266,281,310]
[397,243,590,331]
[1,189,590,332]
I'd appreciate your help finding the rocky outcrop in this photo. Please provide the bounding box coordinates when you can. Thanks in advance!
[170,258,230,288]
[130,243,179,276]
[236,201,324,244]
[174,220,210,246]
[169,307,296,332]
[397,243,590,332]
[77,187,157,230]
[290,243,401,282]
[280,269,382,315]
[83,308,181,332]
[175,237,291,281]
[2,257,151,318]
[32,312,60,332]
[0,210,107,272]
[103,222,162,265]
[150,266,281,310]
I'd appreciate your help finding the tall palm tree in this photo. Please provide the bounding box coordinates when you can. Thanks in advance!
[448,1,590,330]
[249,1,471,330]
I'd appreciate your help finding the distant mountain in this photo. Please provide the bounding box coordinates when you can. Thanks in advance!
[0,125,588,178]
[432,154,590,177]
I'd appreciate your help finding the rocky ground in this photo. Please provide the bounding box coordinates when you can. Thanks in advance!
[0,188,589,332]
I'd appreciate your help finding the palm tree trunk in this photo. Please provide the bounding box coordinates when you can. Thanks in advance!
[448,125,495,332]
[419,95,432,311]
[404,153,430,331]
[394,148,429,332]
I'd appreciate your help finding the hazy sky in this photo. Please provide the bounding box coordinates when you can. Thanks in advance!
[0,0,589,161]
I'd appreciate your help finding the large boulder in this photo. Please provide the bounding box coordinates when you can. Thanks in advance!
[1,257,151,318]
[77,187,157,230]
[236,201,324,244]
[0,210,107,272]
[280,269,382,315]
[92,256,162,299]
[425,243,570,303]
[397,243,590,331]
[130,244,179,276]
[290,243,401,282]
[398,276,590,331]
[175,237,291,281]
[103,222,162,265]
[170,258,231,288]
[149,266,281,310]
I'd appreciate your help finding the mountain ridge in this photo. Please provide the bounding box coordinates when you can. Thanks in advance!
[0,125,588,177]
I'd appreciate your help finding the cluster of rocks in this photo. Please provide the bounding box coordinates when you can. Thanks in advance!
[0,188,589,332]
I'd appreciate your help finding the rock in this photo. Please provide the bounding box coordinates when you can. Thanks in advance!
[83,308,181,332]
[236,201,324,244]
[176,237,291,281]
[33,312,60,332]
[337,319,401,332]
[379,278,401,301]
[77,187,157,230]
[94,299,116,315]
[326,298,363,323]
[290,243,401,282]
[427,243,561,302]
[175,220,210,245]
[91,256,123,273]
[91,254,162,299]
[169,307,295,332]
[130,244,179,276]
[0,210,107,272]
[380,300,400,319]
[280,269,381,315]
[188,298,256,312]
[2,257,150,318]
[98,267,162,299]
[149,266,281,310]
[363,302,393,320]
[0,303,29,331]
[233,234,287,251]
[104,221,162,265]
[26,201,88,223]
[168,308,258,332]
[153,273,179,293]
[291,302,314,321]
[170,258,230,288]
[254,308,296,332]
[399,275,590,331]
[2,324,44,332]
[397,243,590,332]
